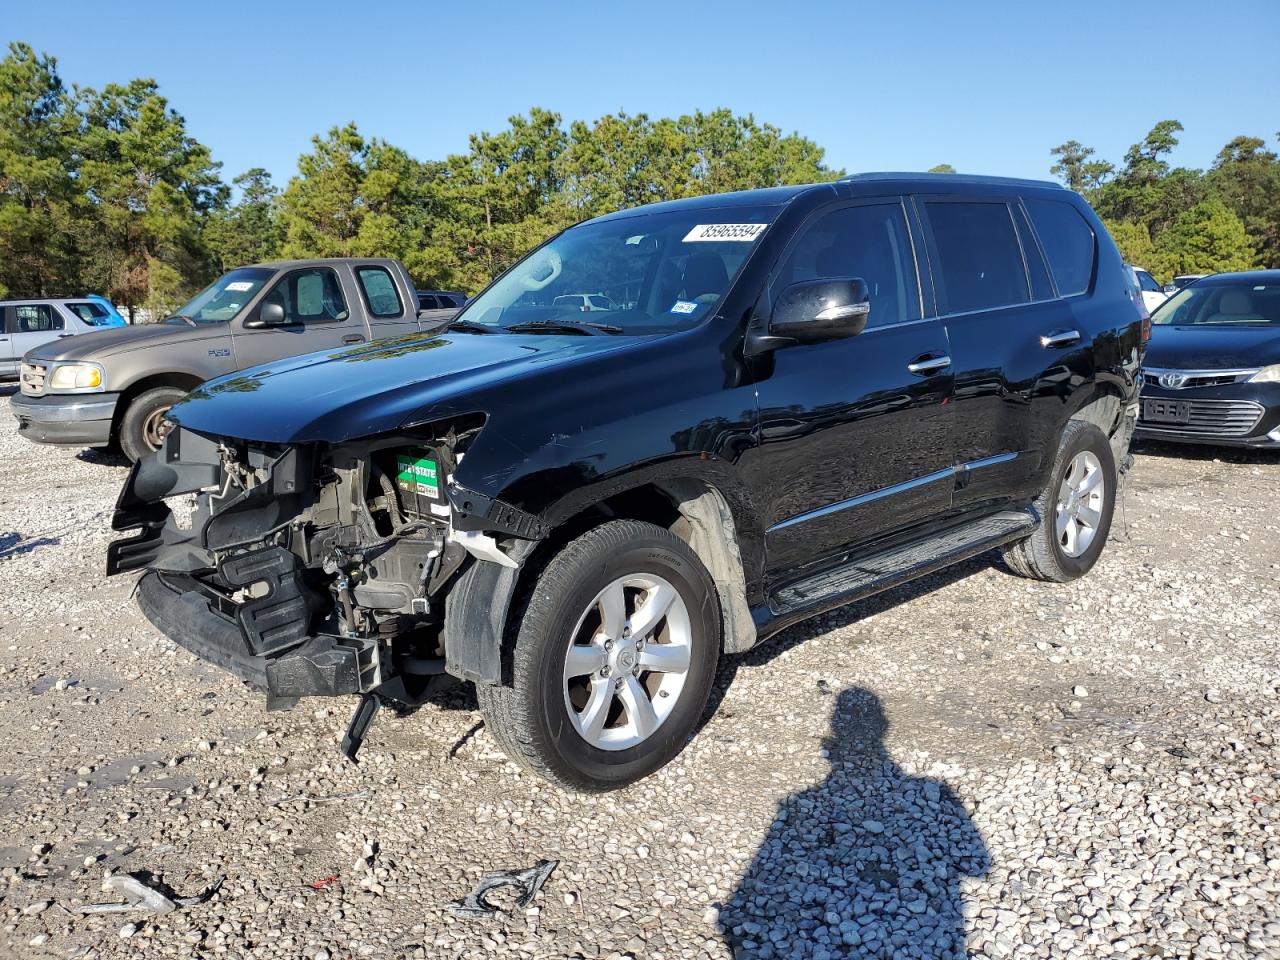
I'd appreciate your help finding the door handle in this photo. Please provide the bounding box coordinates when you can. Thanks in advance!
[907,354,951,375]
[1040,329,1081,348]
[58,334,74,338]
[342,334,366,344]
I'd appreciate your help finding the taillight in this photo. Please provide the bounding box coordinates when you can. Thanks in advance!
[1142,317,1151,344]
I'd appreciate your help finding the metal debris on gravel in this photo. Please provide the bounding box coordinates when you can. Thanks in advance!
[76,874,224,916]
[452,859,559,919]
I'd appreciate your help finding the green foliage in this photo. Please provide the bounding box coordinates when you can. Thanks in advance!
[1147,199,1257,277]
[1205,135,1280,268]
[1103,219,1155,269]
[76,78,226,312]
[1049,140,1113,194]
[204,168,282,271]
[927,164,956,174]
[0,43,81,297]
[1052,121,1280,279]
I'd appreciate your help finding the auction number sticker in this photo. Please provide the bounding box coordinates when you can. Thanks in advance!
[670,300,700,315]
[225,281,254,292]
[683,223,768,243]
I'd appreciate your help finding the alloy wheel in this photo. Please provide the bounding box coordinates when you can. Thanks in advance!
[561,573,692,751]
[1055,450,1105,558]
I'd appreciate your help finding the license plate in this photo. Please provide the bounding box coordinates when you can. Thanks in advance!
[1142,399,1191,424]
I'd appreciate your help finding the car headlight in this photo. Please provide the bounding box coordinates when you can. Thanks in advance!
[1249,364,1280,384]
[47,362,105,392]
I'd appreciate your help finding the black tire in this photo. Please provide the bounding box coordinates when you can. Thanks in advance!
[476,519,721,792]
[119,386,187,462]
[1002,420,1116,582]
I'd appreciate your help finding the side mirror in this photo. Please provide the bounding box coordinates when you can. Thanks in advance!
[244,302,287,329]
[749,278,871,354]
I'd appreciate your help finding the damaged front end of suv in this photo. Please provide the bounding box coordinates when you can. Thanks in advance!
[107,416,545,755]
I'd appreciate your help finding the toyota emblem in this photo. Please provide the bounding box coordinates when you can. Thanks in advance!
[1158,372,1188,389]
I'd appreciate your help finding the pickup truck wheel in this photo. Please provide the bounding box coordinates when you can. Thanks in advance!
[119,386,187,462]
[1002,420,1116,582]
[476,519,721,792]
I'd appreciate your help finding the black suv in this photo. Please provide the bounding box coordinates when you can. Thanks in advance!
[107,173,1144,791]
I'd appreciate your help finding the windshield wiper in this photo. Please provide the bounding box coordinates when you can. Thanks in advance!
[505,320,623,336]
[443,319,498,334]
[163,314,196,326]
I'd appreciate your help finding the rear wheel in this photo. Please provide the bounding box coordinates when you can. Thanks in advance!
[119,386,186,462]
[477,520,721,791]
[1002,420,1116,582]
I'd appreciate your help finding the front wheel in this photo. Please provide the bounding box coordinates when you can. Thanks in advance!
[476,520,721,792]
[1002,420,1117,582]
[119,386,187,462]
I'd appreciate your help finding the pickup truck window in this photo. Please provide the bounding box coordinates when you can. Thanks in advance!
[459,204,779,334]
[356,266,404,317]
[173,267,274,324]
[263,268,350,324]
[14,305,62,332]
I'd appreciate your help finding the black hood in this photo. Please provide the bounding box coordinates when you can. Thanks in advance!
[169,330,652,444]
[1145,324,1280,369]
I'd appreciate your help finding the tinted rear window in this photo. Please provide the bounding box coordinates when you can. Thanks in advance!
[924,201,1029,313]
[1025,199,1096,297]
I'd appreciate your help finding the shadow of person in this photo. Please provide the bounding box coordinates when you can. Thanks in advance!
[721,687,990,959]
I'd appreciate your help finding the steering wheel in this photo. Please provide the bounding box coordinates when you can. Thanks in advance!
[517,249,563,291]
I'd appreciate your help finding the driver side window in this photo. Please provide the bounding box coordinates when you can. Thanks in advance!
[772,203,920,329]
[262,269,349,324]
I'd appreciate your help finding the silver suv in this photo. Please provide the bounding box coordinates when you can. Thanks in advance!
[1,299,123,379]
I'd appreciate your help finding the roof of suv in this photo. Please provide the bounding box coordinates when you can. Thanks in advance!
[0,297,107,306]
[587,172,1071,224]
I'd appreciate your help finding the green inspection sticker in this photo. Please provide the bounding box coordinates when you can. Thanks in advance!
[396,453,440,498]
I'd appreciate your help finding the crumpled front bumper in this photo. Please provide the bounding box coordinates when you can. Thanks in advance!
[110,427,384,700]
[137,570,379,698]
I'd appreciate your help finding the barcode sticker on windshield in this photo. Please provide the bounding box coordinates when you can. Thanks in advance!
[683,223,767,243]
[226,281,254,292]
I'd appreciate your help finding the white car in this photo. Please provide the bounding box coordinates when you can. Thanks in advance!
[1163,273,1206,296]
[1131,267,1167,314]
[552,293,618,312]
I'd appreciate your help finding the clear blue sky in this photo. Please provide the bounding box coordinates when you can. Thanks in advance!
[8,0,1278,191]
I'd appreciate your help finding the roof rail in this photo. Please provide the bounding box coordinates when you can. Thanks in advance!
[840,171,1065,190]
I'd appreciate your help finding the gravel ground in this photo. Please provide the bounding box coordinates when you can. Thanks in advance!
[0,384,1277,959]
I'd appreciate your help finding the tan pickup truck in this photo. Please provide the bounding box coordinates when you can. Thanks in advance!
[11,258,454,461]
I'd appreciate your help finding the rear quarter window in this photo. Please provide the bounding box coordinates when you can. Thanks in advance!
[356,266,404,318]
[1025,199,1096,297]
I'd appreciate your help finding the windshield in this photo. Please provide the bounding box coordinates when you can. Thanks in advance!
[171,267,274,324]
[457,205,779,333]
[1151,280,1280,327]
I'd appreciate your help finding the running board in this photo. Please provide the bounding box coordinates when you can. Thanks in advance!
[767,509,1038,619]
